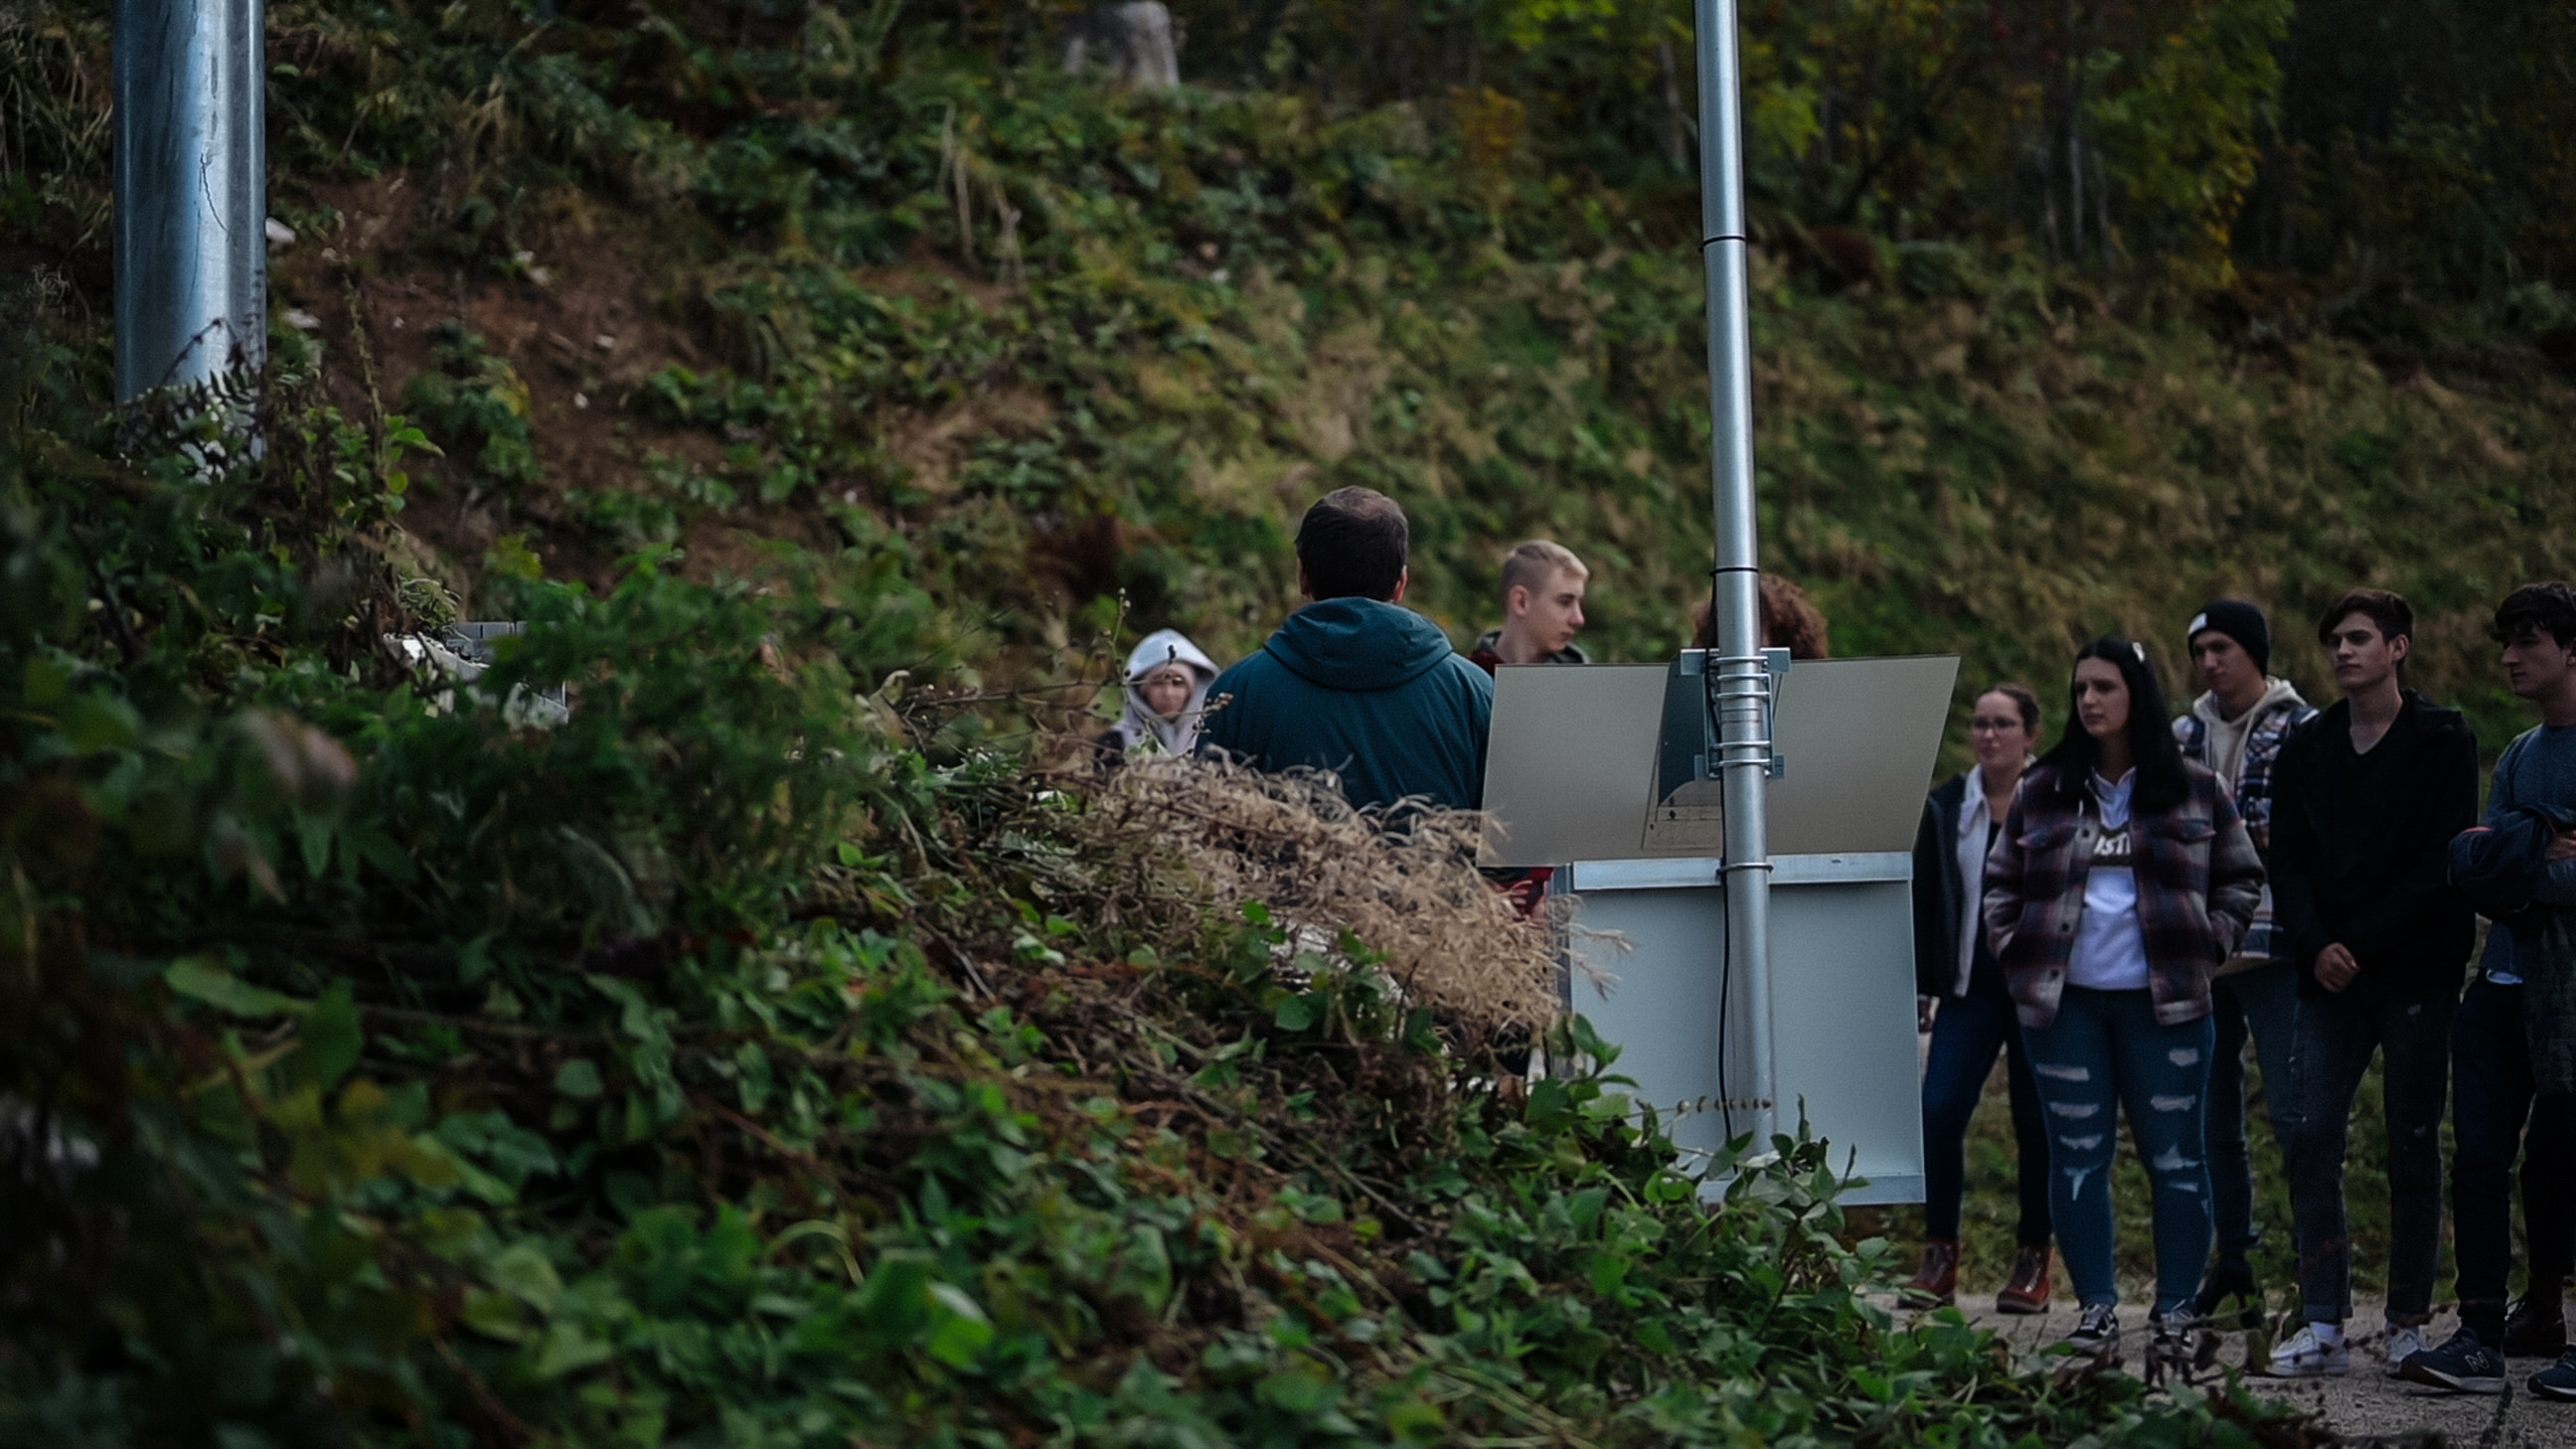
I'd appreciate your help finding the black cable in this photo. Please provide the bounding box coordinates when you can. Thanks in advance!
[1717,855,1733,1146]
[1703,566,1733,1145]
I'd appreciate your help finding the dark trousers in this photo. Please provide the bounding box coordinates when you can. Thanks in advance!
[2282,986,2453,1325]
[1921,961,2051,1244]
[2448,977,2576,1340]
[2207,960,2304,1275]
[2527,1093,2576,1296]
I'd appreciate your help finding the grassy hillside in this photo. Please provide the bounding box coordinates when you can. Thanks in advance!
[19,0,2574,751]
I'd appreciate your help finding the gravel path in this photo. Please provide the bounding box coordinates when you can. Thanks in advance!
[1911,1292,2573,1444]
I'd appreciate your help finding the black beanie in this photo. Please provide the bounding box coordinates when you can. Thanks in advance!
[2187,599,2271,675]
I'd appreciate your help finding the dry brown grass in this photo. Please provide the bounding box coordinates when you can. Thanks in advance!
[1071,754,1567,1042]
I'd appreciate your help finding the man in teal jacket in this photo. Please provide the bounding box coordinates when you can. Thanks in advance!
[1199,487,1494,812]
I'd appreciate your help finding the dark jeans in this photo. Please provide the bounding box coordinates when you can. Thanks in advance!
[1922,961,2051,1244]
[2527,1092,2576,1295]
[2207,960,2304,1276]
[2454,977,2576,1338]
[2024,986,2217,1313]
[2282,986,2453,1325]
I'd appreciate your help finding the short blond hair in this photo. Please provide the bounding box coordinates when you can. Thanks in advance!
[1499,540,1586,607]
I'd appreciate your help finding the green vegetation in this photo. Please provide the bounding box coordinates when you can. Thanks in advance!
[2,0,2573,1439]
[0,375,2313,1443]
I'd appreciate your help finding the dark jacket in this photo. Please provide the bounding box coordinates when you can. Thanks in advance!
[1197,597,1495,813]
[2271,692,2479,1000]
[1466,630,1591,676]
[1912,772,1995,1000]
[2450,801,2576,918]
[1983,760,2265,1030]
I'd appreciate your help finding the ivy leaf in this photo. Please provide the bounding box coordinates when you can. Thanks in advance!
[1273,994,1321,1032]
[922,1282,994,1368]
[301,982,363,1091]
[487,1240,566,1316]
[166,958,307,1019]
[554,1058,605,1099]
[58,690,141,753]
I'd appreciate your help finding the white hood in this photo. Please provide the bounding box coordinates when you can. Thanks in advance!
[1111,628,1220,756]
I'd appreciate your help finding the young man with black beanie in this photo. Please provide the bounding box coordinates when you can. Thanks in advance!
[2265,590,2479,1378]
[2405,583,2576,1401]
[2174,598,2318,1320]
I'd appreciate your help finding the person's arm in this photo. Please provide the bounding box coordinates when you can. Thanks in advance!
[2512,738,2576,907]
[2267,740,2329,979]
[1912,793,1950,1003]
[1982,788,2032,966]
[2203,787,2266,959]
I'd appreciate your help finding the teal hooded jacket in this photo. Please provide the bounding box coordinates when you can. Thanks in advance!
[1197,597,1495,812]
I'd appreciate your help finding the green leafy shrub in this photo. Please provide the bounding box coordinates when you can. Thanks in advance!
[402,323,541,496]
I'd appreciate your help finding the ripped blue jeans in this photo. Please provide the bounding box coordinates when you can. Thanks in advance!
[2023,986,2218,1314]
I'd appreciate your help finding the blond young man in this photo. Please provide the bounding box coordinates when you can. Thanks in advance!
[1471,541,1590,673]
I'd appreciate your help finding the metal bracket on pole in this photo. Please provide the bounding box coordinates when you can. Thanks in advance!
[1761,646,1788,779]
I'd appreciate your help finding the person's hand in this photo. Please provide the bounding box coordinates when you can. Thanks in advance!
[1917,996,1938,1034]
[2315,943,2360,993]
[2549,828,2576,864]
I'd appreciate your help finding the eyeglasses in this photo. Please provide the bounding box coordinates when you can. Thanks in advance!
[1970,717,2024,732]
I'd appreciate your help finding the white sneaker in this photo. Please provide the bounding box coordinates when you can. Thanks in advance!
[2384,1324,2430,1377]
[2269,1323,2352,1377]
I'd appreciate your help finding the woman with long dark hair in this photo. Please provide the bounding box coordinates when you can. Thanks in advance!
[1984,639,2265,1376]
[1903,684,2055,1313]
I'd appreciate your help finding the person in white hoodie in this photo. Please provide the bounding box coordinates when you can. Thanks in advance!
[1098,629,1221,761]
[2173,599,2318,1324]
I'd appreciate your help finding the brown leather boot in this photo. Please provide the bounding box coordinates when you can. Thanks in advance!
[1996,1243,2052,1315]
[1901,1239,1960,1305]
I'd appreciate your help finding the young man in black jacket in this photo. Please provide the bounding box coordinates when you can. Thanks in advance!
[2406,583,2576,1400]
[2267,590,2481,1378]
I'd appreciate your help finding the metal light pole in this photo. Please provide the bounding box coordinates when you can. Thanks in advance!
[1691,0,1778,1149]
[114,0,267,405]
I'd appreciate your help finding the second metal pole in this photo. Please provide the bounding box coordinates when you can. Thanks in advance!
[115,0,267,405]
[1691,0,1777,1151]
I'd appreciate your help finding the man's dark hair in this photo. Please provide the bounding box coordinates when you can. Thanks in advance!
[2317,588,2413,647]
[2492,583,2576,649]
[1296,487,1408,601]
[2034,637,2189,814]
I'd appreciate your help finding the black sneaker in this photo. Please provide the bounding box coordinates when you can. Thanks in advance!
[2058,1302,2120,1361]
[2400,1328,2508,1394]
[2534,1348,2576,1402]
[2505,1294,2570,1358]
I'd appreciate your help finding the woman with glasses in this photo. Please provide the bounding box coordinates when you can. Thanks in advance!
[1902,685,2056,1313]
[1984,639,2264,1377]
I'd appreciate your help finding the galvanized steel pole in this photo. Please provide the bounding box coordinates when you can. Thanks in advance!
[115,0,267,404]
[1691,0,1777,1150]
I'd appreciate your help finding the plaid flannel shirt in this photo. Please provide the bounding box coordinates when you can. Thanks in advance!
[2174,692,2317,961]
[1983,761,2266,1030]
